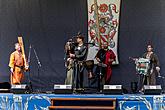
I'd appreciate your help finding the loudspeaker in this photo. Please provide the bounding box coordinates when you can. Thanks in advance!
[0,82,11,93]
[11,84,30,94]
[103,85,123,94]
[144,85,162,95]
[54,84,72,94]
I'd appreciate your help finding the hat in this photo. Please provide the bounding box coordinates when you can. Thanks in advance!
[76,34,84,41]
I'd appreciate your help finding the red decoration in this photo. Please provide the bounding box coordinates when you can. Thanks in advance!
[111,4,118,13]
[99,4,108,13]
[99,27,106,33]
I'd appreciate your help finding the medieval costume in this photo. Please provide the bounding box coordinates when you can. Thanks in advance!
[73,43,87,89]
[104,49,116,83]
[64,41,75,85]
[69,35,87,89]
[95,48,116,91]
[9,51,25,84]
[138,44,160,92]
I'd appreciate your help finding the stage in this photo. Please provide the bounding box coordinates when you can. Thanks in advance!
[0,93,165,110]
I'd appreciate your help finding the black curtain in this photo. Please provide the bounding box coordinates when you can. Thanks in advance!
[112,0,165,92]
[0,0,165,92]
[0,0,87,91]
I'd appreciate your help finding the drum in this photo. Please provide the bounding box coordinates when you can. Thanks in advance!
[135,58,150,75]
[83,60,94,71]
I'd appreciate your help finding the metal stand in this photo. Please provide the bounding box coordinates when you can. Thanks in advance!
[97,63,107,93]
[72,60,78,92]
[27,44,33,93]
[158,74,165,94]
[98,65,102,93]
[32,45,42,92]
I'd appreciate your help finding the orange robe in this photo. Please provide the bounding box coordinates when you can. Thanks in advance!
[9,51,25,84]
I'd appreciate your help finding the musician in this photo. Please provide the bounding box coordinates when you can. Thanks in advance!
[138,44,160,92]
[9,43,28,85]
[64,39,75,85]
[95,42,116,90]
[69,34,87,89]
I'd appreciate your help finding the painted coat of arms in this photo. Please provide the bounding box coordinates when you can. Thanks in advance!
[87,0,121,64]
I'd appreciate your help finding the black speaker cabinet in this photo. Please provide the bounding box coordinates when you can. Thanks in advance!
[144,85,162,95]
[54,84,72,94]
[103,85,123,94]
[0,82,10,93]
[11,84,29,94]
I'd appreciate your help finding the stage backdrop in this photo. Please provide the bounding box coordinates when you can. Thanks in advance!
[0,0,164,92]
[0,0,88,91]
[87,0,121,64]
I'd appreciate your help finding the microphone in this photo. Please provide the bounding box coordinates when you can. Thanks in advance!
[28,44,32,64]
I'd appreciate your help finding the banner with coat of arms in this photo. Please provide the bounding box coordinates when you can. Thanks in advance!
[87,0,121,64]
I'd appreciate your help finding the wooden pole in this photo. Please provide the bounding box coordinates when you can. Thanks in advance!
[94,0,101,48]
[18,37,29,70]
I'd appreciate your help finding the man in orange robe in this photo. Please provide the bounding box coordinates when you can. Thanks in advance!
[9,43,27,84]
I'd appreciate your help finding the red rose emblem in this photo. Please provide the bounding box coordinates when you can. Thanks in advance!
[99,4,108,13]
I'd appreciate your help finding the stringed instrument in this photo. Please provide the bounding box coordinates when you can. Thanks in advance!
[18,37,29,70]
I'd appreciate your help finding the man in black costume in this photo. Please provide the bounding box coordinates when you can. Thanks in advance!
[69,34,87,89]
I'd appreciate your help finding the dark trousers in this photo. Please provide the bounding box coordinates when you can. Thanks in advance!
[149,71,156,85]
[73,61,84,89]
[95,66,106,91]
[138,72,157,91]
[138,74,149,91]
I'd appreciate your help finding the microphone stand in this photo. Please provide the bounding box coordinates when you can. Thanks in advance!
[27,45,33,93]
[157,72,165,93]
[33,45,42,92]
